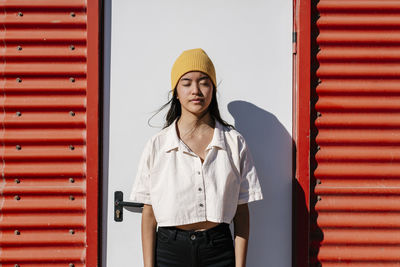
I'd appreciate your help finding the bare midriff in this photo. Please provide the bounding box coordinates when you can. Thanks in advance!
[174,221,221,231]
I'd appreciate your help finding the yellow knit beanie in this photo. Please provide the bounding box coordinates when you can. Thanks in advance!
[171,48,216,93]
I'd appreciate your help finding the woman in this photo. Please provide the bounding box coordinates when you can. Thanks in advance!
[130,48,263,267]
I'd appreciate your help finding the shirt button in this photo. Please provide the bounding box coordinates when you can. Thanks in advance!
[198,187,202,191]
[199,203,203,207]
[190,234,196,240]
[197,171,201,175]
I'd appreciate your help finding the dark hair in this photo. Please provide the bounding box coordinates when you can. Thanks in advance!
[148,81,235,130]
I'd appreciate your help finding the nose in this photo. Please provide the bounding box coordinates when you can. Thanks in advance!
[191,83,201,95]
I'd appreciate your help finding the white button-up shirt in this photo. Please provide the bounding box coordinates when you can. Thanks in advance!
[129,116,263,227]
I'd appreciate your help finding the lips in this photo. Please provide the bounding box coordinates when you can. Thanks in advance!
[190,99,203,102]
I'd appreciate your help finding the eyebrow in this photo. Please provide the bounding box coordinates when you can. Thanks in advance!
[180,76,210,81]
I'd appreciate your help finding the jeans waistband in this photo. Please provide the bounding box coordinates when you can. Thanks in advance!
[157,223,231,242]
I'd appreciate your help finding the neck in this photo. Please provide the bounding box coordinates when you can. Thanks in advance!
[177,111,214,131]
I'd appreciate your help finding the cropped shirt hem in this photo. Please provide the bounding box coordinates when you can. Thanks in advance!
[129,193,151,205]
[238,191,263,205]
[157,216,232,227]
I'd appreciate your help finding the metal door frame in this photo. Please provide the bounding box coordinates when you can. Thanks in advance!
[293,0,311,266]
[87,0,100,265]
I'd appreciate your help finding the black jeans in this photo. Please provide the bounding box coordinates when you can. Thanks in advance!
[155,223,235,267]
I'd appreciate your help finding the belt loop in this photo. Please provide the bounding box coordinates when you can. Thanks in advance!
[172,228,177,240]
[205,228,211,246]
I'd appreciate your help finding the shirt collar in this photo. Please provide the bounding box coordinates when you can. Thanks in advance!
[164,116,227,153]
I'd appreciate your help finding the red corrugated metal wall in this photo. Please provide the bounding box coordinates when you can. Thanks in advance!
[0,0,99,266]
[311,0,400,266]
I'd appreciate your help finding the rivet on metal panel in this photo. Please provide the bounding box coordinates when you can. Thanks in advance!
[317,145,320,151]
[69,145,75,150]
[317,78,321,84]
[69,178,75,183]
[317,112,321,117]
[14,264,20,267]
[317,47,321,52]
[317,196,322,201]
[69,195,75,201]
[14,195,21,201]
[14,178,20,184]
[316,179,321,185]
[17,12,23,17]
[17,46,22,51]
[14,230,20,235]
[16,145,21,150]
[16,78,22,83]
[69,229,75,235]
[16,111,22,117]
[69,111,75,116]
[70,45,75,51]
[70,12,76,17]
[70,77,75,83]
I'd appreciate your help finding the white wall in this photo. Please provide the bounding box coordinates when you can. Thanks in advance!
[104,0,293,266]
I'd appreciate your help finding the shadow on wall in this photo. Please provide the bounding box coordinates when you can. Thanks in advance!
[228,101,293,267]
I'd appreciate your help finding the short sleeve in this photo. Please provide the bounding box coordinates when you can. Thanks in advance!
[237,135,263,205]
[129,138,153,205]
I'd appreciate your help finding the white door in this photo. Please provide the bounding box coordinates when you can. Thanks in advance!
[104,0,293,266]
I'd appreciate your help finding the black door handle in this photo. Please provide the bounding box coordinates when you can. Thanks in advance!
[114,191,144,222]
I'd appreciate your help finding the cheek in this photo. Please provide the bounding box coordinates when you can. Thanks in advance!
[178,92,189,101]
[176,88,186,100]
[206,89,214,102]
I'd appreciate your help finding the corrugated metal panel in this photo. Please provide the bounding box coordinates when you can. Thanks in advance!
[312,0,400,266]
[0,0,98,266]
